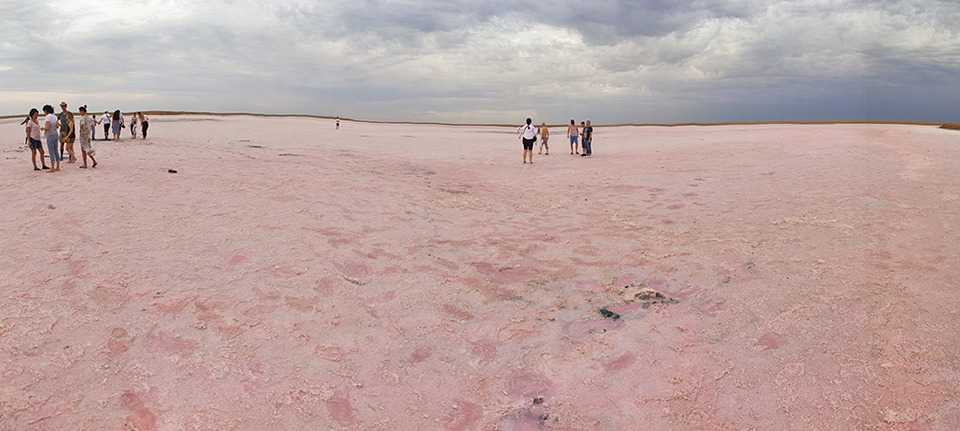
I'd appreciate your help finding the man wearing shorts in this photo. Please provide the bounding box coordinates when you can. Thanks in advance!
[57,102,76,162]
[581,120,593,158]
[519,118,537,164]
[539,122,549,155]
[567,119,579,154]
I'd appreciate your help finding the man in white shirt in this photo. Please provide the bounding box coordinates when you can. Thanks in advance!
[101,111,111,140]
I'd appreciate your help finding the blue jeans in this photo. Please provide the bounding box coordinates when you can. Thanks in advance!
[583,139,591,155]
[46,134,61,163]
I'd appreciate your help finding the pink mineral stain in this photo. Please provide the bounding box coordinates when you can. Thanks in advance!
[503,411,577,431]
[435,257,459,270]
[604,353,637,373]
[371,290,397,303]
[314,345,346,362]
[506,371,556,401]
[285,295,320,312]
[335,260,373,279]
[409,346,433,363]
[470,339,499,363]
[606,302,644,316]
[120,392,157,431]
[326,393,357,427]
[149,332,198,357]
[442,303,474,321]
[107,328,134,355]
[613,274,634,288]
[756,332,788,350]
[268,266,298,278]
[566,320,619,340]
[225,254,246,268]
[444,399,483,431]
[667,204,686,210]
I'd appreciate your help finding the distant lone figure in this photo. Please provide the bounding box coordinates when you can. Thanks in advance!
[518,118,537,164]
[567,120,579,155]
[539,123,549,155]
[336,117,340,130]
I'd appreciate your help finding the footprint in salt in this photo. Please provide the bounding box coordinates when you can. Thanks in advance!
[565,319,619,341]
[334,260,373,284]
[501,410,578,431]
[575,280,605,293]
[473,262,537,283]
[443,399,483,431]
[505,371,555,402]
[120,392,157,431]
[326,392,357,427]
[755,332,789,350]
[107,328,134,355]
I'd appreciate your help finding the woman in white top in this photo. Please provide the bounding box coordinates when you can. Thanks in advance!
[41,105,61,172]
[518,117,537,164]
[25,109,47,170]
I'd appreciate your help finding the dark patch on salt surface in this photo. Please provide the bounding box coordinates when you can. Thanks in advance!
[278,153,301,157]
[533,397,543,405]
[599,307,620,321]
[246,144,263,148]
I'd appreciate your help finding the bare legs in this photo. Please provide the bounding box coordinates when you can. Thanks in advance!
[65,139,76,163]
[80,148,97,168]
[523,149,533,164]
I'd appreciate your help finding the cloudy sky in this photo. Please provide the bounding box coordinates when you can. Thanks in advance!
[2,0,959,124]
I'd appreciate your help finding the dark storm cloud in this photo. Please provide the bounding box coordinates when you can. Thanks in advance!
[3,0,960,123]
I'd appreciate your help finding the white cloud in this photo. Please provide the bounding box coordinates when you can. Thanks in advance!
[2,0,960,123]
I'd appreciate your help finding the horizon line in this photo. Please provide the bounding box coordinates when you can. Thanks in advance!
[0,110,946,128]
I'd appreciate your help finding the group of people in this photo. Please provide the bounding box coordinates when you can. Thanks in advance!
[518,118,593,163]
[21,103,150,172]
[95,109,149,141]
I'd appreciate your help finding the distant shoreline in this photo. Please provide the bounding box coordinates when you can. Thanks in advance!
[0,111,944,128]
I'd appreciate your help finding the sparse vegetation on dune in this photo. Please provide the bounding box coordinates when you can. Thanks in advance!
[940,123,960,130]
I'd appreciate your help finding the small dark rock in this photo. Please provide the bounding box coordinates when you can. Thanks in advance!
[599,307,620,321]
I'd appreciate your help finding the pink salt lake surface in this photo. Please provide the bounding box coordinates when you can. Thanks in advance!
[2,115,960,430]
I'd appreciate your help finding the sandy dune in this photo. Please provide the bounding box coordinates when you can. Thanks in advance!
[2,115,959,430]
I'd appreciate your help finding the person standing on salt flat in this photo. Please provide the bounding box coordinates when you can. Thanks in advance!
[539,122,549,155]
[101,111,111,140]
[519,118,537,164]
[77,105,98,168]
[567,119,579,155]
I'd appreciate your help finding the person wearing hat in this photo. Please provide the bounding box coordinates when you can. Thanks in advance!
[57,102,76,163]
